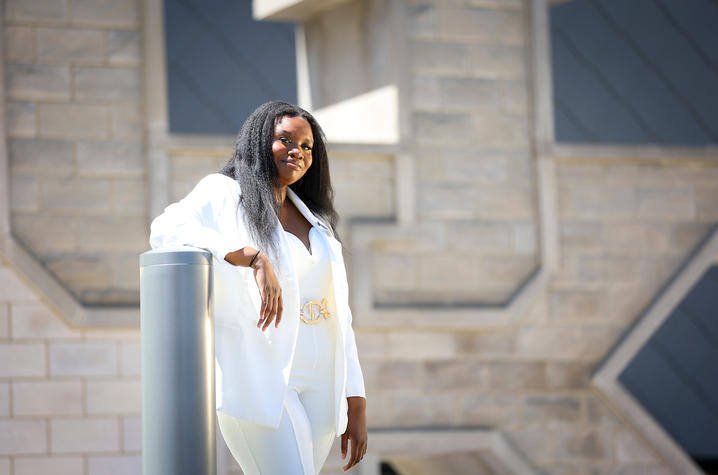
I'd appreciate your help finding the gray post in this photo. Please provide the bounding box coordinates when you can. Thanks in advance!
[140,247,215,475]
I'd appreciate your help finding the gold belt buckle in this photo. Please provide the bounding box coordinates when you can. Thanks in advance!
[300,298,331,324]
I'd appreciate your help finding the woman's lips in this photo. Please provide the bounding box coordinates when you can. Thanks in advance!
[283,160,300,169]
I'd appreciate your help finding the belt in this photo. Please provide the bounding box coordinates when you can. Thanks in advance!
[300,298,332,325]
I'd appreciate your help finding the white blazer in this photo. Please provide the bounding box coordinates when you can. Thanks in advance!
[149,173,365,435]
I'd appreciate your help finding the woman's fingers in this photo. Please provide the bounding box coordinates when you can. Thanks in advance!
[342,436,361,471]
[340,433,348,459]
[262,292,277,331]
[275,295,283,328]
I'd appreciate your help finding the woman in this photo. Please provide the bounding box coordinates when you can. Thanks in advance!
[149,101,367,474]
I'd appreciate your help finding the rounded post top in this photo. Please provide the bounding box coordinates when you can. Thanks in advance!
[140,247,212,267]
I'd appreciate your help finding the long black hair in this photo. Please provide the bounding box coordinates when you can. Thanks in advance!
[220,101,338,258]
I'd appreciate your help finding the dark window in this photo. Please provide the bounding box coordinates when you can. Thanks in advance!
[164,0,297,135]
[550,0,718,145]
[619,265,718,470]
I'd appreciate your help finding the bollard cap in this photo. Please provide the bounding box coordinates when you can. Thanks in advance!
[139,247,212,267]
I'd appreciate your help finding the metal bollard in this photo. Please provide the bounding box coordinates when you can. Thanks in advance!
[140,247,215,475]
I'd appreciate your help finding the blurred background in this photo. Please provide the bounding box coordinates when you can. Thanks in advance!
[1,0,717,473]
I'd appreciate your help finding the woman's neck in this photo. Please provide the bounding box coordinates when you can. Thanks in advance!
[275,185,288,206]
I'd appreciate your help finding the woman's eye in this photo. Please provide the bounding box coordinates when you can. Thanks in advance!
[302,145,312,151]
[279,137,290,144]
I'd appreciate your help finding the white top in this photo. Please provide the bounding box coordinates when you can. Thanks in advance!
[284,227,333,304]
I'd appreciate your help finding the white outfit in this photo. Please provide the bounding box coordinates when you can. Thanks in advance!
[217,227,337,474]
[148,173,364,449]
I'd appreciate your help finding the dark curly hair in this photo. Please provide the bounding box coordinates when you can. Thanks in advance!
[220,101,338,259]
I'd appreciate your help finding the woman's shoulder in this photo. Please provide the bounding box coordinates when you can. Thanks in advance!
[193,173,240,196]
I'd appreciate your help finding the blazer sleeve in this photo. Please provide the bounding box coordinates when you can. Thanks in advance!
[149,174,242,262]
[345,306,366,398]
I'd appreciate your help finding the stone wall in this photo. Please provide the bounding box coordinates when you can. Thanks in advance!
[0,258,141,474]
[5,0,146,305]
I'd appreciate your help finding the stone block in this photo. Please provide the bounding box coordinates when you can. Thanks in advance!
[0,420,46,455]
[10,176,39,212]
[77,216,148,252]
[559,221,602,249]
[522,394,581,428]
[11,215,79,254]
[119,341,141,375]
[6,0,68,21]
[122,416,141,451]
[0,343,45,377]
[600,222,671,253]
[412,75,440,109]
[107,30,141,64]
[77,140,143,177]
[50,418,119,453]
[513,221,537,254]
[390,394,454,426]
[5,101,37,137]
[442,150,510,184]
[42,177,112,211]
[112,178,146,216]
[411,41,469,74]
[546,362,591,389]
[476,186,534,219]
[636,186,694,220]
[516,326,585,359]
[75,67,141,101]
[417,184,478,219]
[111,102,142,140]
[614,429,659,463]
[50,342,117,376]
[0,305,7,339]
[37,27,103,62]
[6,64,71,101]
[507,429,553,465]
[437,8,525,44]
[423,361,483,391]
[586,395,619,426]
[488,361,547,391]
[577,255,642,285]
[39,103,109,139]
[111,253,142,290]
[70,0,140,28]
[694,187,718,221]
[559,186,635,220]
[446,221,512,252]
[14,457,84,475]
[0,459,6,475]
[0,267,38,302]
[0,383,8,416]
[11,302,74,339]
[354,332,387,360]
[550,289,605,322]
[86,379,141,414]
[13,381,83,416]
[361,361,423,391]
[9,138,75,176]
[456,394,518,427]
[473,114,529,148]
[88,455,141,475]
[408,4,436,39]
[439,78,503,110]
[4,26,35,63]
[388,331,455,360]
[469,44,526,79]
[555,429,612,461]
[454,330,515,356]
[371,254,418,291]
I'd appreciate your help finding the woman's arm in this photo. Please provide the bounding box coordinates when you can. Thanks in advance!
[149,174,283,330]
[341,306,367,471]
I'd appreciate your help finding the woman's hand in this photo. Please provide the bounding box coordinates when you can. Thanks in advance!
[341,396,367,472]
[252,254,283,331]
[224,248,283,331]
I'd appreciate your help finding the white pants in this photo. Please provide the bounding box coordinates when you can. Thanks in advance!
[218,318,337,475]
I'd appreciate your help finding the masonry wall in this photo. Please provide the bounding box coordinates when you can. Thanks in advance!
[5,0,146,305]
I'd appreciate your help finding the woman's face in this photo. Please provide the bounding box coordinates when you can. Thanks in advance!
[272,115,313,188]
